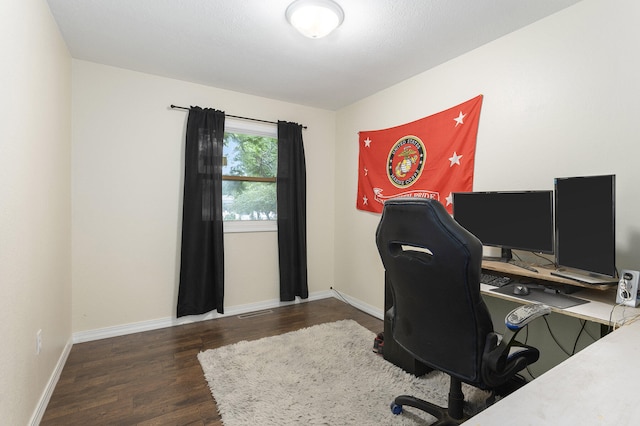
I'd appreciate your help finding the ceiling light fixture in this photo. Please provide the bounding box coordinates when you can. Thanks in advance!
[286,0,344,39]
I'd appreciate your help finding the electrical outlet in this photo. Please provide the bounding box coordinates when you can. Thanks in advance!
[36,329,42,355]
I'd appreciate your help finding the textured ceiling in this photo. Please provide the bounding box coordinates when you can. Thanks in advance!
[47,0,582,110]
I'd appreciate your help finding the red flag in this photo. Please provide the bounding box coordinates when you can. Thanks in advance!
[357,95,483,214]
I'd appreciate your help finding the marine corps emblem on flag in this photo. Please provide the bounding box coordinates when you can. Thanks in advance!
[387,136,425,188]
[357,95,483,214]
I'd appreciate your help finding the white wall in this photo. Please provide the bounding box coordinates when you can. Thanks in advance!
[334,0,640,310]
[0,0,72,424]
[8,0,638,420]
[71,61,336,333]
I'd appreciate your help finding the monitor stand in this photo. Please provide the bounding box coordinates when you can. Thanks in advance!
[482,248,513,263]
[482,248,540,273]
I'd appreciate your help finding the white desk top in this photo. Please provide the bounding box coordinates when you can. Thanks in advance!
[464,319,640,425]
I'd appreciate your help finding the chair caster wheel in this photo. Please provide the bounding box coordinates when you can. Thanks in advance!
[390,402,403,415]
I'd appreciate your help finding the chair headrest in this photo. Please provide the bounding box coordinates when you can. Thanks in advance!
[376,197,481,258]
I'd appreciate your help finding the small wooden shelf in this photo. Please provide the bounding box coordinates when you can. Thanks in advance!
[482,260,616,290]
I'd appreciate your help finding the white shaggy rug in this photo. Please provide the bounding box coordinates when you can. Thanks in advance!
[198,320,492,425]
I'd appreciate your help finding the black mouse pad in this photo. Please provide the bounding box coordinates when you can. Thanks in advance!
[490,284,589,309]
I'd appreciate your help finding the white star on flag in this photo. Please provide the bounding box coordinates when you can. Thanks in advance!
[364,167,368,176]
[364,137,372,148]
[449,151,463,167]
[446,192,454,206]
[362,195,368,205]
[454,111,466,127]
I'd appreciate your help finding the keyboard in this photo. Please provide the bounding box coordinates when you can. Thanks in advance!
[480,273,512,287]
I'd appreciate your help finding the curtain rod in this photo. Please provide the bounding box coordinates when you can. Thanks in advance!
[170,104,307,129]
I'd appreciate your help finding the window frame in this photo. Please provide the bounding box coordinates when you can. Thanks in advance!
[222,118,278,233]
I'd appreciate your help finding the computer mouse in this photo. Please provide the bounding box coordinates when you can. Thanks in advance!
[513,285,530,296]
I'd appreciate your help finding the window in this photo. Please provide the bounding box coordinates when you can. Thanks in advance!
[222,118,278,233]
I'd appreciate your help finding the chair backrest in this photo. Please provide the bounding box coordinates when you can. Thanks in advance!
[376,197,493,384]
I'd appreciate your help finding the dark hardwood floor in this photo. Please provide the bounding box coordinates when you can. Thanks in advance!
[41,298,382,425]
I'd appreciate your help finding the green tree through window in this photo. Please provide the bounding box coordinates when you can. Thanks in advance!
[222,131,277,221]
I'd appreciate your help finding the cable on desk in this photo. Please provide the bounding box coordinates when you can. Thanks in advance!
[535,254,556,267]
[571,320,588,355]
[608,303,629,332]
[608,304,617,332]
[581,320,599,343]
[519,327,539,380]
[525,366,535,379]
[608,303,640,330]
[510,250,555,268]
[522,325,530,345]
[543,316,572,357]
[525,317,586,379]
[513,325,537,380]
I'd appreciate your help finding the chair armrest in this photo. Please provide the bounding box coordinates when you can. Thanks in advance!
[483,333,509,373]
[482,333,529,387]
[505,304,551,331]
[481,306,550,387]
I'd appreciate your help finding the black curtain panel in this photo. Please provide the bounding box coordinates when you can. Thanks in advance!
[277,121,309,301]
[177,107,225,317]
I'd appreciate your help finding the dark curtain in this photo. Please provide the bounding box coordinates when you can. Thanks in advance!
[177,107,225,317]
[277,121,309,301]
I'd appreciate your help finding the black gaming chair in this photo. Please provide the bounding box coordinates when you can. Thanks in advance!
[376,198,547,425]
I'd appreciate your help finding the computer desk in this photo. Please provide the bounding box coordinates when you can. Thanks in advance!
[465,260,640,424]
[481,260,640,328]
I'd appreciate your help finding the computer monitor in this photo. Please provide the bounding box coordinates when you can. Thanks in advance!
[553,174,616,282]
[452,191,554,261]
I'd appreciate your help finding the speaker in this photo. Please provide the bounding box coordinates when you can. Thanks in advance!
[616,270,640,307]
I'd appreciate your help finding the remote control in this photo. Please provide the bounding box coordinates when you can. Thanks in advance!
[505,304,551,330]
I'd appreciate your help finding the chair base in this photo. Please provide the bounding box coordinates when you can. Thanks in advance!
[391,376,467,425]
[392,395,467,425]
[391,374,528,424]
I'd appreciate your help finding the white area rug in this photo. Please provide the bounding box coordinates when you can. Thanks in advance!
[198,320,492,425]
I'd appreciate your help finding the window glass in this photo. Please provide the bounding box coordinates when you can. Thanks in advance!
[222,119,278,232]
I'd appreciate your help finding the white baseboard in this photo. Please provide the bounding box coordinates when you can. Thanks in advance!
[29,338,73,426]
[331,289,384,320]
[72,290,335,344]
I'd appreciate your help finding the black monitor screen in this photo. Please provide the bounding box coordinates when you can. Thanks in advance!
[452,191,554,256]
[554,174,616,278]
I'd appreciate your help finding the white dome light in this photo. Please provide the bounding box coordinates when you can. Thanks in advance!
[286,0,344,39]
